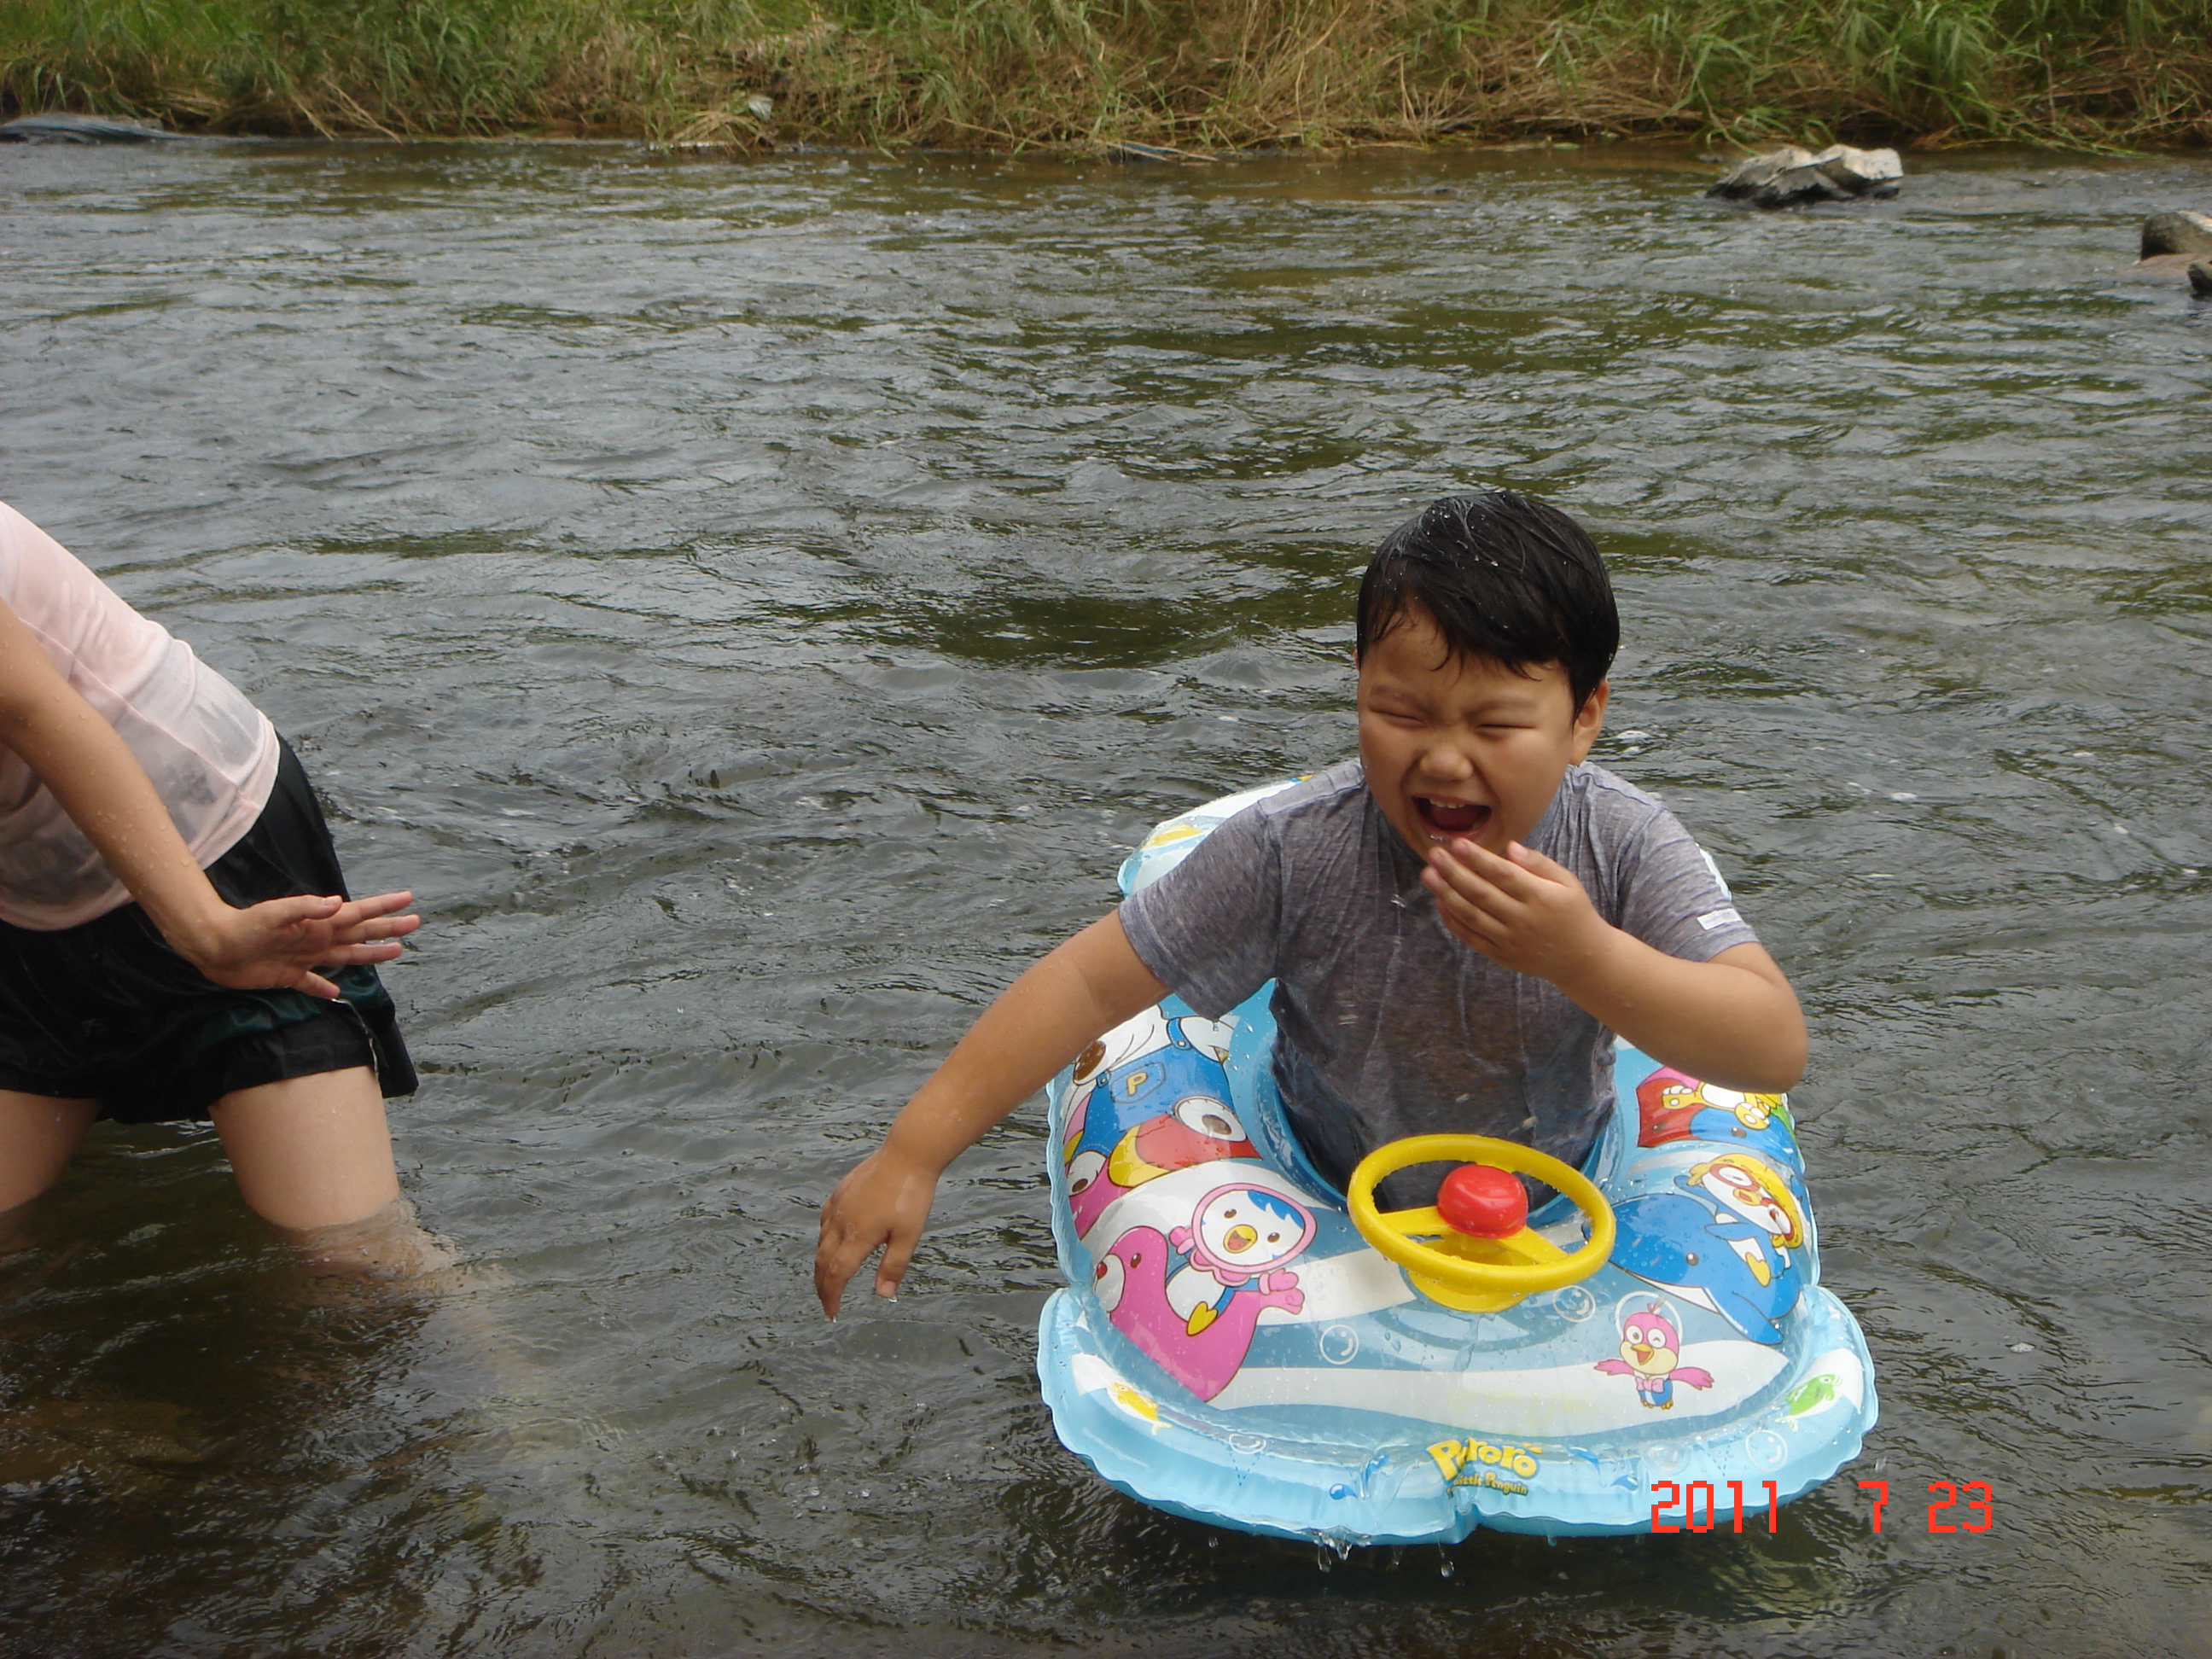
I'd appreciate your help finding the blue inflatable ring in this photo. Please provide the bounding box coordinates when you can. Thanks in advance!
[1036,781,1877,1543]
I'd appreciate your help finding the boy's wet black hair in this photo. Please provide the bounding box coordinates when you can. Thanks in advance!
[1356,491,1619,713]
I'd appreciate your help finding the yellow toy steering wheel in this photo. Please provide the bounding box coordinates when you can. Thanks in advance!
[1348,1134,1615,1313]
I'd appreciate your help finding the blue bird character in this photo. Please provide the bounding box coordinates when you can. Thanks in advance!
[1612,1153,1807,1345]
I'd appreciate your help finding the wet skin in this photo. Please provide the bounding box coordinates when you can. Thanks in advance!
[1355,605,1803,1092]
[1353,606,1608,862]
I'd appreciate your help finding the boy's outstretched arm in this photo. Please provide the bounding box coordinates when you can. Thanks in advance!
[1422,838,1807,1092]
[813,912,1168,1318]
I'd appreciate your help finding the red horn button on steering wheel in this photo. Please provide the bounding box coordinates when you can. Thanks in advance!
[1436,1164,1528,1238]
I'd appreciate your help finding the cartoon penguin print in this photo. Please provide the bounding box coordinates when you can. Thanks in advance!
[1611,1152,1809,1345]
[1635,1068,1802,1173]
[1092,1214,1309,1403]
[1069,1096,1260,1237]
[1062,1014,1243,1237]
[1592,1302,1714,1408]
[1168,1184,1316,1339]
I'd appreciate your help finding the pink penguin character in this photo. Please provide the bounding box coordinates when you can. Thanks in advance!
[1593,1302,1715,1410]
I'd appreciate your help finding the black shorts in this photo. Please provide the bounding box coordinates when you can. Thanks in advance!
[0,740,418,1123]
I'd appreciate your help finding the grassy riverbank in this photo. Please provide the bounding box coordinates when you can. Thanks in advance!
[6,0,2211,151]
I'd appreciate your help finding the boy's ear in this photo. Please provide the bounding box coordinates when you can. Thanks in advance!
[1569,680,1610,761]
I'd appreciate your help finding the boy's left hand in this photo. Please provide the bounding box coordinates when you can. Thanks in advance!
[1421,840,1610,986]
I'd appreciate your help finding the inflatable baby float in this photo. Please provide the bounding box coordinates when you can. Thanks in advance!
[1037,781,1877,1543]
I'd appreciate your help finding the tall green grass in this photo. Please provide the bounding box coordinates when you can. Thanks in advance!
[5,0,2209,148]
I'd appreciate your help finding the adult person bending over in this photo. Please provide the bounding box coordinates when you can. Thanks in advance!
[0,500,437,1275]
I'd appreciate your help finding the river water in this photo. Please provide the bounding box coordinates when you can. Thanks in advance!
[1,137,2207,1658]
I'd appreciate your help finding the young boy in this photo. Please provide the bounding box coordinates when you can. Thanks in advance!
[815,491,1805,1316]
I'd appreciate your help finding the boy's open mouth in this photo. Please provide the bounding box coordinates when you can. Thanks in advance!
[1415,797,1491,837]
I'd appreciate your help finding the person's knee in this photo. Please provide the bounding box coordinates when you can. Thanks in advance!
[265,1194,458,1281]
[210,1068,401,1232]
[0,1093,99,1215]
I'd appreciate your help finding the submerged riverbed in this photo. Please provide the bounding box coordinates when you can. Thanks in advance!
[1,138,2208,1657]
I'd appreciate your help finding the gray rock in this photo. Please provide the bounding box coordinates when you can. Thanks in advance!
[1813,144,1903,195]
[2116,212,2212,282]
[1760,162,1848,207]
[2141,211,2212,259]
[0,112,178,144]
[2192,261,2212,300]
[1704,146,1817,200]
[1707,143,1901,209]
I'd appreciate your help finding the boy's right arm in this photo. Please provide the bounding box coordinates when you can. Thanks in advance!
[813,911,1167,1318]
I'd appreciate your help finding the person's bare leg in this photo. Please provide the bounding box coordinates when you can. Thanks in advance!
[210,1068,451,1278]
[0,1091,99,1247]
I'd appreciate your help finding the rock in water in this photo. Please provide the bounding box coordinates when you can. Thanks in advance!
[1704,145,1816,201]
[2117,212,2212,282]
[1813,145,1904,195]
[2192,261,2212,300]
[0,112,178,144]
[2141,211,2212,259]
[1707,144,1902,209]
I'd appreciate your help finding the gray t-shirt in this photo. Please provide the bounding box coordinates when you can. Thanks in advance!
[1118,759,1760,1196]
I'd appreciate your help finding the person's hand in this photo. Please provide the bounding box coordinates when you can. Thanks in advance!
[815,1142,940,1318]
[176,890,420,999]
[1420,840,1612,986]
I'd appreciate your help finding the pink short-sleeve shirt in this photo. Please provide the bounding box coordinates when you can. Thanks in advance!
[0,502,278,930]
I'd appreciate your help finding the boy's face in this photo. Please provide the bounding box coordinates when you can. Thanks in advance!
[1356,606,1607,859]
